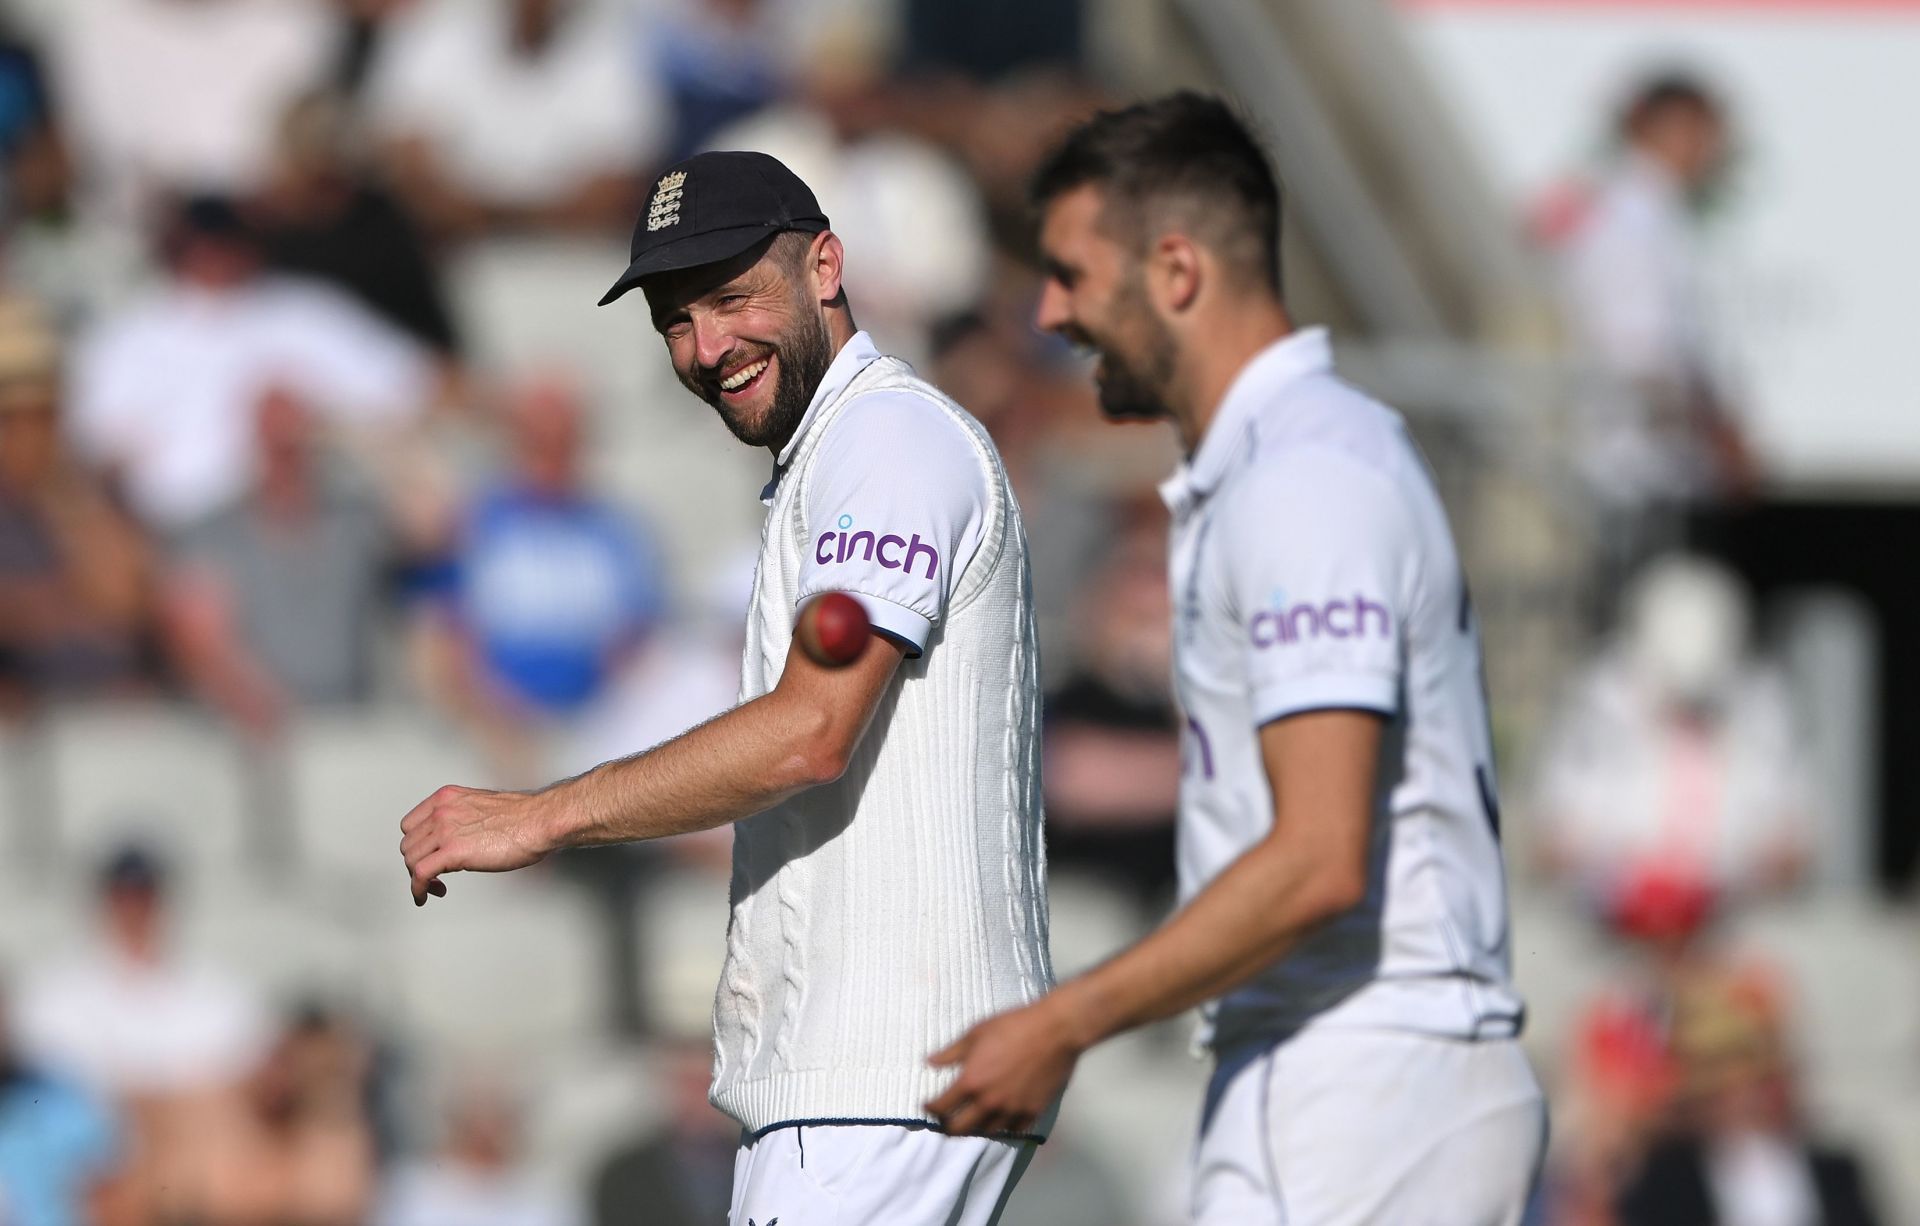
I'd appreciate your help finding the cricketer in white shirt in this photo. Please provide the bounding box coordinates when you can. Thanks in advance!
[402,150,1050,1226]
[1163,327,1522,1050]
[1164,328,1544,1223]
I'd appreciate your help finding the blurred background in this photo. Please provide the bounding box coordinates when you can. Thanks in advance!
[0,0,1913,1223]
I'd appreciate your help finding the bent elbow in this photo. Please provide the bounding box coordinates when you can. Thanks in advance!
[796,742,852,788]
[778,705,854,789]
[1300,866,1367,929]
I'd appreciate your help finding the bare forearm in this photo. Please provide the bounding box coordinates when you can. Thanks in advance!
[544,690,838,848]
[1052,844,1356,1046]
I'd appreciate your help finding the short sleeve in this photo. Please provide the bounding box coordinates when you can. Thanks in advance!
[797,393,990,656]
[1219,451,1410,724]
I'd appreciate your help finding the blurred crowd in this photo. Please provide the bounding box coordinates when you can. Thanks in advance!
[0,2,1905,1224]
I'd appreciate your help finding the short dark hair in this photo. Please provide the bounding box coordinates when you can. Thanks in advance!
[770,228,848,311]
[1622,71,1722,135]
[1030,92,1282,294]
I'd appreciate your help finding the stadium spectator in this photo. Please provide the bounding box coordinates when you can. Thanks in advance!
[330,0,423,101]
[709,53,990,361]
[1531,554,1811,928]
[898,0,1084,82]
[44,0,338,222]
[1555,71,1754,518]
[0,14,57,217]
[1569,961,1888,1226]
[181,1006,378,1226]
[0,295,156,714]
[588,1041,733,1226]
[561,544,752,783]
[254,89,463,360]
[12,844,270,1099]
[646,0,791,160]
[926,307,1161,674]
[377,1078,577,1226]
[415,375,667,781]
[1614,964,1886,1226]
[162,387,406,737]
[0,18,141,333]
[364,0,666,241]
[0,982,125,1226]
[1042,504,1180,910]
[68,194,442,531]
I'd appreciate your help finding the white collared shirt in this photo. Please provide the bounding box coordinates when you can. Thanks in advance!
[761,331,990,654]
[1163,328,1525,1050]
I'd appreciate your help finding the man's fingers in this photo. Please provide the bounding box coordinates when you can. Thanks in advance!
[401,834,437,878]
[411,847,459,906]
[400,783,464,836]
[927,1030,973,1067]
[416,846,457,883]
[925,1082,966,1120]
[943,1099,992,1137]
[399,793,437,837]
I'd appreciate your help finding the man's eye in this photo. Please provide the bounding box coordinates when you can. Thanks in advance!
[718,293,746,307]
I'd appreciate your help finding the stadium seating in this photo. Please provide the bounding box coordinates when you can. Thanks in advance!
[286,710,492,884]
[44,703,252,868]
[378,868,612,1056]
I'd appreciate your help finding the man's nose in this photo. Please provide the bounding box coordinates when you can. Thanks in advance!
[692,317,735,372]
[1034,280,1071,335]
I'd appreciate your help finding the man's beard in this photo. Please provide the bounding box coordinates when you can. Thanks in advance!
[682,308,835,450]
[1091,282,1175,422]
[1094,347,1170,421]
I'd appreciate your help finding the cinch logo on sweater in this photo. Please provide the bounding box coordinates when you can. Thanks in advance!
[814,514,939,580]
[1250,590,1390,648]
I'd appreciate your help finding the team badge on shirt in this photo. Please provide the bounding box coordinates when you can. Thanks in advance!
[647,170,688,231]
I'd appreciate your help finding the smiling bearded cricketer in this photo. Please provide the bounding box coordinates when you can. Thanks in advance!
[925,94,1548,1224]
[399,151,1054,1225]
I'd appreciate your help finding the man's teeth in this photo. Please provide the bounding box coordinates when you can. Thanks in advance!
[720,359,769,391]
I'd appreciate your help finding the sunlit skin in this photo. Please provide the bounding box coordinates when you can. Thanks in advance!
[1031,184,1294,455]
[643,230,855,453]
[926,184,1382,1138]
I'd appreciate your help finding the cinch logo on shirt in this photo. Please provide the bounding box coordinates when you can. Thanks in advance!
[1249,590,1391,648]
[814,514,939,580]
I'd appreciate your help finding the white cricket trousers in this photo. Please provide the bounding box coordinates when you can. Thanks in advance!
[729,1124,1037,1226]
[1193,1030,1547,1225]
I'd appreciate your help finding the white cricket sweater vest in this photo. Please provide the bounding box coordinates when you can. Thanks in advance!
[711,356,1053,1136]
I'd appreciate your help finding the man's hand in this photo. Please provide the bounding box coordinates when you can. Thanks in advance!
[398,784,564,905]
[925,998,1083,1137]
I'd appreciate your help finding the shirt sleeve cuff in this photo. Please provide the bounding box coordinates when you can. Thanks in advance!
[1252,671,1398,725]
[842,593,932,657]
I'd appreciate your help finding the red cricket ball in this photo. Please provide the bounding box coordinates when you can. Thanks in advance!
[797,592,870,667]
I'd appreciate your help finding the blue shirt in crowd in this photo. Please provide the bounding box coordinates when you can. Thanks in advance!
[0,1070,119,1226]
[449,487,667,715]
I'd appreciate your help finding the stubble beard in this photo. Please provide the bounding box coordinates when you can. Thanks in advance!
[1092,279,1176,423]
[683,306,836,451]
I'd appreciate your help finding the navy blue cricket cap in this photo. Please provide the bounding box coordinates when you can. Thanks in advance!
[598,151,830,307]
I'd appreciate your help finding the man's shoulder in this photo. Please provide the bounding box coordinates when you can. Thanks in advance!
[1222,373,1409,492]
[818,376,995,477]
[1257,371,1406,459]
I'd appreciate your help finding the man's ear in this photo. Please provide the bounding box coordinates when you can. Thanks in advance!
[1148,233,1202,316]
[812,231,847,306]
